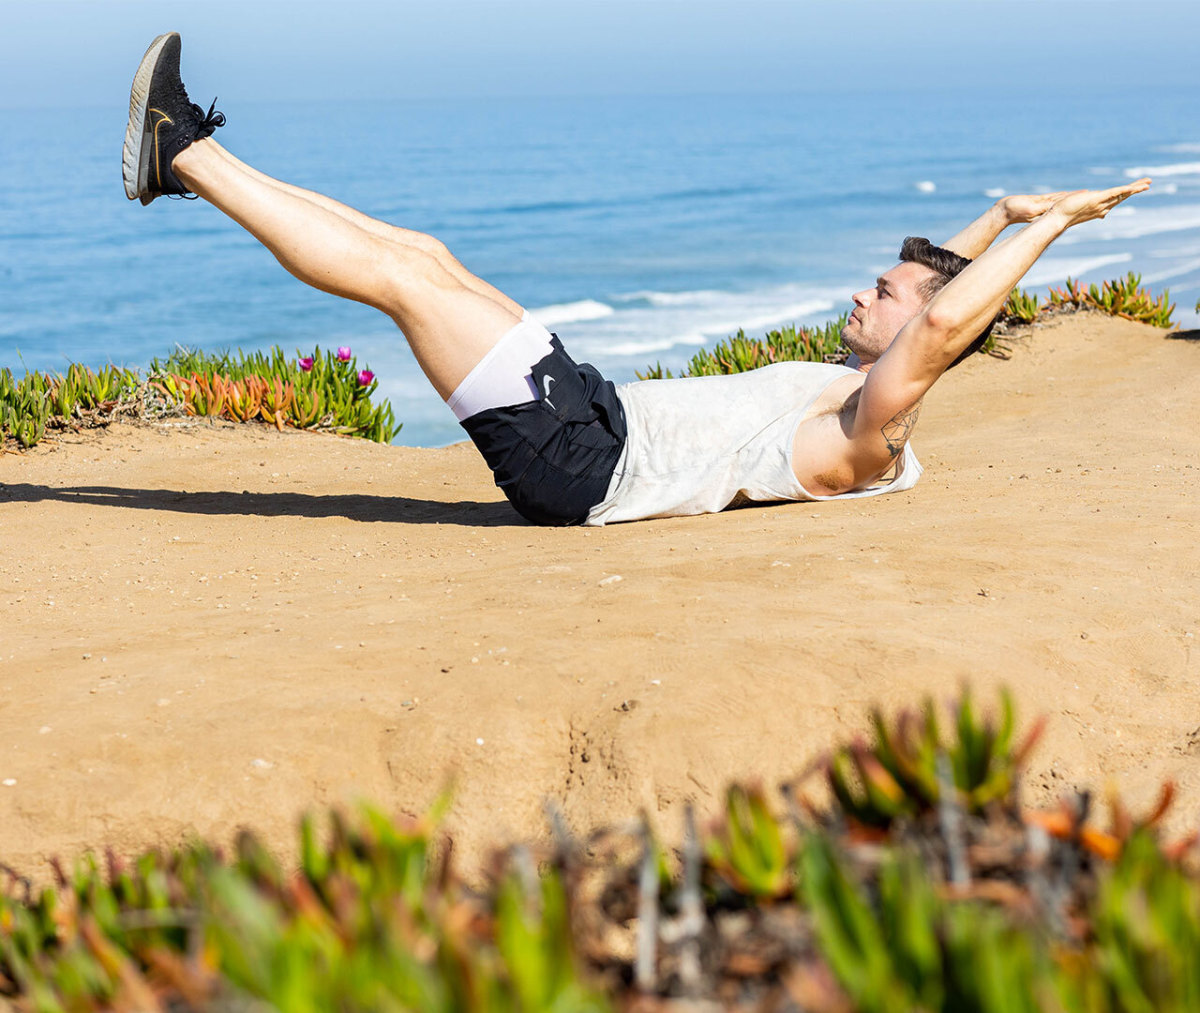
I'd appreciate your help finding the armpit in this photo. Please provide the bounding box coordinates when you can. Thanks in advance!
[812,467,854,493]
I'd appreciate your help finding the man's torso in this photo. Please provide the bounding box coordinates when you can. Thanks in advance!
[585,361,921,525]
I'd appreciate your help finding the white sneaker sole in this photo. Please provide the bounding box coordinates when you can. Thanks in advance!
[122,32,177,204]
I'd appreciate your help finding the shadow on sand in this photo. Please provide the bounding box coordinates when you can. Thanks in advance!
[0,483,524,527]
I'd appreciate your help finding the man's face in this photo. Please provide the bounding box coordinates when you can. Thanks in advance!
[841,261,936,363]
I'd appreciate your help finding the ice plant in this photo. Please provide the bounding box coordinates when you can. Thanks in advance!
[336,346,352,361]
[358,369,375,387]
[147,346,399,443]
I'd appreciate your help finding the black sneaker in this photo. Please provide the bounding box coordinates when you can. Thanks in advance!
[122,32,225,205]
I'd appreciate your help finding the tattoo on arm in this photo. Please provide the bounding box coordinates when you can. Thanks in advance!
[881,401,922,457]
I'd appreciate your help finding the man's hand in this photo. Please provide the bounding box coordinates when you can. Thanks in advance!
[1050,178,1152,228]
[998,191,1072,224]
[943,190,1072,258]
[942,184,1145,259]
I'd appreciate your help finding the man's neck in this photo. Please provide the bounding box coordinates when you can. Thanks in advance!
[845,352,873,373]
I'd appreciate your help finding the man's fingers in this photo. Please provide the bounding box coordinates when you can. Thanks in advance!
[1116,177,1151,195]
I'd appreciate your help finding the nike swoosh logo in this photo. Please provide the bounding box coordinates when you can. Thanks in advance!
[542,374,556,409]
[149,108,173,187]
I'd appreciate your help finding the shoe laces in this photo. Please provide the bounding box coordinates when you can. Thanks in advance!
[167,99,226,200]
[193,98,226,138]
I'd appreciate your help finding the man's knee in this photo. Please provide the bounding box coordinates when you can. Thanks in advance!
[396,228,453,263]
[376,243,460,308]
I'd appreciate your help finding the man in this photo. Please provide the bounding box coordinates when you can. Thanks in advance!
[124,34,1150,526]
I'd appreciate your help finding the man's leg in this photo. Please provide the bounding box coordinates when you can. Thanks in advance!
[171,137,523,400]
[203,141,525,319]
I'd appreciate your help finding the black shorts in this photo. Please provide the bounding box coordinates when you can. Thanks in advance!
[459,336,627,526]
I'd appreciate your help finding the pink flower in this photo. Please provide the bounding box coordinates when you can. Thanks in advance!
[298,356,314,372]
[358,369,375,386]
[336,346,352,361]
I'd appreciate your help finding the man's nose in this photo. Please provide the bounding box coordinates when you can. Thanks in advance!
[852,288,871,307]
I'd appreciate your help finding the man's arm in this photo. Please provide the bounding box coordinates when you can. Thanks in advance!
[942,191,1072,259]
[802,179,1152,494]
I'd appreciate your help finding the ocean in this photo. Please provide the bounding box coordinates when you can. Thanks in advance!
[2,87,1198,447]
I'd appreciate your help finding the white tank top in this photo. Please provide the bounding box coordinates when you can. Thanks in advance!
[584,361,922,525]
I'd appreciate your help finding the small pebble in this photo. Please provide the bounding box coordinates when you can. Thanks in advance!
[475,737,485,746]
[598,574,623,586]
[2,779,15,787]
[38,726,51,735]
[251,758,273,770]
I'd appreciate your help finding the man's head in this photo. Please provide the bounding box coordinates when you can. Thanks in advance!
[841,237,994,368]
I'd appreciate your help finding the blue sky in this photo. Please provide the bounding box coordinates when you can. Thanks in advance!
[3,0,1200,107]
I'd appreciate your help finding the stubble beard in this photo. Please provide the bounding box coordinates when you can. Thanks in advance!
[841,321,887,361]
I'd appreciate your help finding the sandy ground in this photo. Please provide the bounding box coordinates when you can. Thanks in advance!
[1,312,1197,878]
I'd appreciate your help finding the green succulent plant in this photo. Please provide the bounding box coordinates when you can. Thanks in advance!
[639,315,848,380]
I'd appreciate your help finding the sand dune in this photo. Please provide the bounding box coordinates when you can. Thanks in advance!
[1,312,1197,876]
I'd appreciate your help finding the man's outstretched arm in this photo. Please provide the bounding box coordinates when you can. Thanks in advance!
[942,191,1072,259]
[822,178,1152,492]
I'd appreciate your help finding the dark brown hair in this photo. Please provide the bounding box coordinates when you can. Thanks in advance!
[899,236,997,369]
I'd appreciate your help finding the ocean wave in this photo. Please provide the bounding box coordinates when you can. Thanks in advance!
[1138,182,1180,196]
[619,289,732,307]
[1154,143,1200,154]
[1022,253,1133,287]
[1058,204,1200,243]
[1140,256,1200,285]
[527,299,614,325]
[602,304,838,358]
[561,287,843,361]
[1123,162,1200,178]
[915,181,936,193]
[984,187,1006,198]
[605,333,709,356]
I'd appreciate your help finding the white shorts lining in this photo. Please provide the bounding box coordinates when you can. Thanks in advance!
[445,311,557,422]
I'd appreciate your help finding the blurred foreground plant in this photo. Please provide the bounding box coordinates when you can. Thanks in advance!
[813,688,1045,831]
[4,691,1200,1012]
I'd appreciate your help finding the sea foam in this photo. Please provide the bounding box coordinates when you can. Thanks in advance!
[1140,256,1200,285]
[1022,253,1133,287]
[1058,204,1200,243]
[526,299,614,325]
[559,285,843,362]
[1123,162,1200,178]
